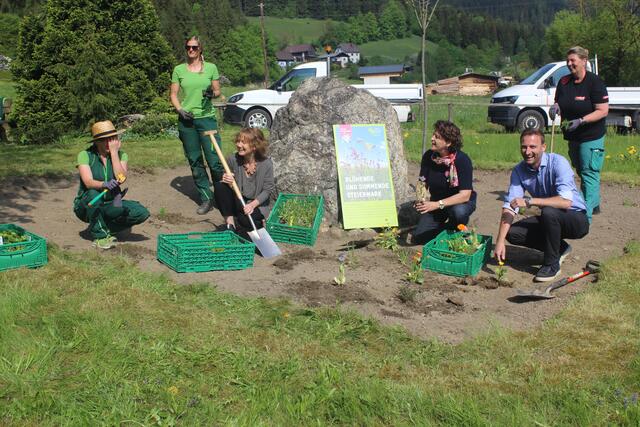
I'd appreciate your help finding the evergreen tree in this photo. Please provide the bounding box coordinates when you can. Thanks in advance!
[380,0,407,40]
[0,13,20,57]
[11,0,174,144]
[215,24,279,85]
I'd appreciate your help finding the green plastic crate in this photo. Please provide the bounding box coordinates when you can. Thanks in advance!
[0,224,48,272]
[157,230,255,272]
[421,229,492,277]
[266,193,324,246]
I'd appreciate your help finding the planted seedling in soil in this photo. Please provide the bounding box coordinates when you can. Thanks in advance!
[333,252,347,286]
[374,227,400,252]
[397,285,418,304]
[279,197,319,228]
[404,251,424,285]
[495,261,507,282]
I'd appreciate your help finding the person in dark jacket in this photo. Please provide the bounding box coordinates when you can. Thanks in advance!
[410,120,476,245]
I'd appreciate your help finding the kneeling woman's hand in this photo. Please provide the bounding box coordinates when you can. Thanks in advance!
[244,199,259,215]
[222,172,235,185]
[415,200,439,213]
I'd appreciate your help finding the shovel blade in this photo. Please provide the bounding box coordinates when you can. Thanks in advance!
[247,228,281,258]
[515,289,555,300]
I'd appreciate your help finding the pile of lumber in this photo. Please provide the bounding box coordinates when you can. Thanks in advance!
[427,74,498,96]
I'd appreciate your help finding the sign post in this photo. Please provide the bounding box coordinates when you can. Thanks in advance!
[332,124,398,229]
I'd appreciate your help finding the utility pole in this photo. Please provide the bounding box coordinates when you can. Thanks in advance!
[259,2,270,88]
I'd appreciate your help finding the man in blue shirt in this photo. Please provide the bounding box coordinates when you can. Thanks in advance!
[494,129,590,282]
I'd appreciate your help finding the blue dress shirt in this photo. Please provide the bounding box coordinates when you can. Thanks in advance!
[503,152,586,213]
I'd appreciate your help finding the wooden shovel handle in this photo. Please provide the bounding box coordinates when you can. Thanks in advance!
[204,130,244,202]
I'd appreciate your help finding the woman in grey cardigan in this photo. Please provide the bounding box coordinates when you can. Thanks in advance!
[214,128,275,234]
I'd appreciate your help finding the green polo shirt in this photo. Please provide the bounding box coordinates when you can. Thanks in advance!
[171,62,220,119]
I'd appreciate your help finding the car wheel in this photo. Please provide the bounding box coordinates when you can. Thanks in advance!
[244,108,272,129]
[516,110,544,132]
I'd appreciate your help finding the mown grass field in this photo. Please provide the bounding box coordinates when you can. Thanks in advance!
[246,16,327,45]
[3,94,639,185]
[1,242,639,424]
[402,96,640,185]
[0,126,242,179]
[359,36,438,62]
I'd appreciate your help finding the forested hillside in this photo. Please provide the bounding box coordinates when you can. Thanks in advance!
[0,0,561,77]
[447,0,568,25]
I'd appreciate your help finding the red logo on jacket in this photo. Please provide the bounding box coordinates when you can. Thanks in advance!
[575,96,586,101]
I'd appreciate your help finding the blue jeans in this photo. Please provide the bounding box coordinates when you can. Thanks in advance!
[412,194,477,245]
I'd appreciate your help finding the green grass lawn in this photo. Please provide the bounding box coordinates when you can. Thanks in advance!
[247,16,327,45]
[0,125,244,179]
[360,36,438,63]
[1,242,639,424]
[402,96,640,185]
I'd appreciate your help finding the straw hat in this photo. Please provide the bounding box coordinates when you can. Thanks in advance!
[90,120,124,142]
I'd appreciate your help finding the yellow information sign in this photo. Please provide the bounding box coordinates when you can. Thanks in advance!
[333,124,398,229]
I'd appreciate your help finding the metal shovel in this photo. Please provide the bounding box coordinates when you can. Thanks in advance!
[516,260,600,300]
[204,130,281,258]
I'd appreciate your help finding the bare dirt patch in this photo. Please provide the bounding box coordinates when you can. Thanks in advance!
[2,164,638,343]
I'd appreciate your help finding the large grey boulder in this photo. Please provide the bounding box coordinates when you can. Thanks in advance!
[269,77,413,226]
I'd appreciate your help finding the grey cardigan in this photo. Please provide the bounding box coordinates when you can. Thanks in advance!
[227,154,276,217]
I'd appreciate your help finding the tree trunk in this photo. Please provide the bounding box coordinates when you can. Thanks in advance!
[421,26,428,155]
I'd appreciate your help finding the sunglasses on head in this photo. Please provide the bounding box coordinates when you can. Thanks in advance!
[185,45,200,51]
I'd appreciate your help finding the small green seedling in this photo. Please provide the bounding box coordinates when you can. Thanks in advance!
[334,252,347,286]
[374,227,400,252]
[158,207,167,220]
[397,285,418,304]
[404,251,424,285]
[495,261,507,282]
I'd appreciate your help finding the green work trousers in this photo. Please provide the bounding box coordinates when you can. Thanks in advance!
[178,116,223,203]
[73,190,150,239]
[568,136,605,222]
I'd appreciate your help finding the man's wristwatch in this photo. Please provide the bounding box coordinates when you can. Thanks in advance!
[438,200,445,210]
[524,196,532,208]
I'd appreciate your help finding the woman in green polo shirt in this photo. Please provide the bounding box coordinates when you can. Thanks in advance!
[170,36,224,215]
[73,120,150,249]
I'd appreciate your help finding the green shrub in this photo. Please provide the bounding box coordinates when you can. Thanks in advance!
[126,112,177,138]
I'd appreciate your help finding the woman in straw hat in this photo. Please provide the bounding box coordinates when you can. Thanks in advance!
[73,120,150,249]
[170,35,224,215]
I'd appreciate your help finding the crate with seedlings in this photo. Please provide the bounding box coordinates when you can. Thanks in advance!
[157,230,255,273]
[266,193,324,246]
[0,223,48,272]
[421,226,492,277]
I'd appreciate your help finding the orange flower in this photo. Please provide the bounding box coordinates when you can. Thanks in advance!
[457,224,468,232]
[412,251,423,263]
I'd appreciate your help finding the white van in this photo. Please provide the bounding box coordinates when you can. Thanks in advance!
[223,62,422,128]
[488,61,640,132]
